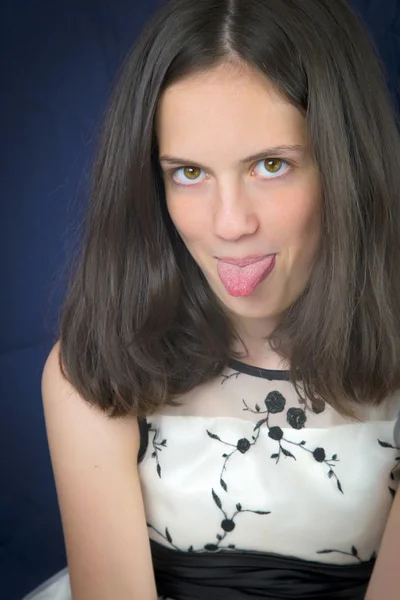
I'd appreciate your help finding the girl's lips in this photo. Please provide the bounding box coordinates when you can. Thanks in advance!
[217,255,273,268]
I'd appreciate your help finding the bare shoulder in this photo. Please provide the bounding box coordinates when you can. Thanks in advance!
[42,341,141,455]
[42,341,157,600]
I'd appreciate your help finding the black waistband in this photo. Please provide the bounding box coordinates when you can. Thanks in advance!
[151,540,373,600]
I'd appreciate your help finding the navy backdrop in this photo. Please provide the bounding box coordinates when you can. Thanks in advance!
[1,1,399,599]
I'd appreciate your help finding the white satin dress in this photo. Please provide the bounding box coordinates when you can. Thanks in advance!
[23,359,400,599]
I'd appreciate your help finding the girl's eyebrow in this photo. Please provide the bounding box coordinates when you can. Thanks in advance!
[159,145,305,169]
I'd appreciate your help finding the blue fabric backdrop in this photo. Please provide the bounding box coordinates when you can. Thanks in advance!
[1,1,399,599]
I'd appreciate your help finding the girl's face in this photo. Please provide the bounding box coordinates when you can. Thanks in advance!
[157,62,321,331]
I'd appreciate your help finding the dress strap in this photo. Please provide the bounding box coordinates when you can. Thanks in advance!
[137,418,149,463]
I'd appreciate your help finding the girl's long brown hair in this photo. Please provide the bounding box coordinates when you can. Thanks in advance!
[57,0,400,417]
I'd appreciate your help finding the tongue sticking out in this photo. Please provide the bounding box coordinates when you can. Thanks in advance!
[217,255,276,297]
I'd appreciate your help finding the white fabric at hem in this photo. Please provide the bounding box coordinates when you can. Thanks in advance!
[22,569,71,600]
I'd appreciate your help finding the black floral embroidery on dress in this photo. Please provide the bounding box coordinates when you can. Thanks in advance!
[243,393,343,494]
[242,390,309,430]
[204,489,271,551]
[208,390,342,493]
[317,546,377,563]
[147,522,182,552]
[148,422,167,478]
[378,439,400,498]
[297,395,326,415]
[147,488,270,553]
[311,399,326,414]
[206,428,261,492]
[221,370,241,385]
[286,407,307,429]
[265,390,286,413]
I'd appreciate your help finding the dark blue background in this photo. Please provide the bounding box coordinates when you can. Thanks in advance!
[1,1,399,599]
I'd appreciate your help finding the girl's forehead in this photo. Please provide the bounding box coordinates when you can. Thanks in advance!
[159,61,287,106]
[156,64,307,158]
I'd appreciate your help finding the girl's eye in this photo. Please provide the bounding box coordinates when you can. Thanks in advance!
[252,158,290,179]
[171,158,290,186]
[172,166,206,186]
